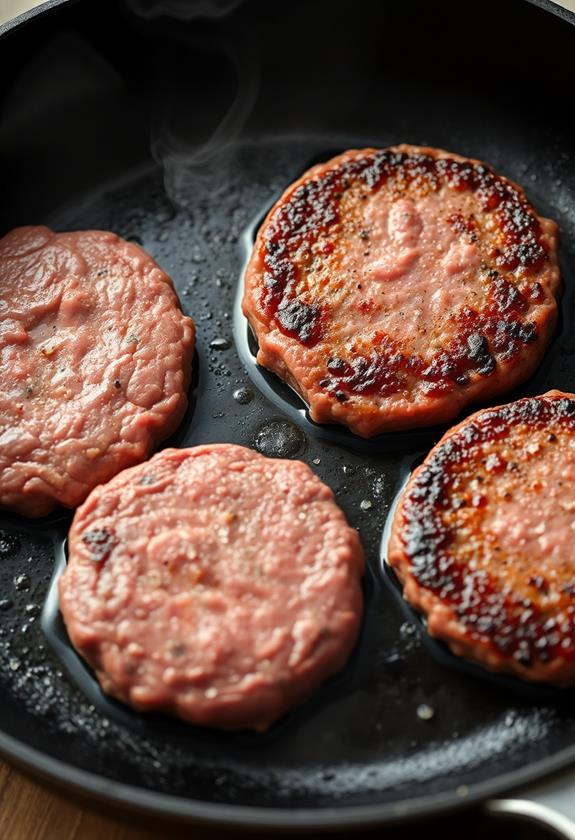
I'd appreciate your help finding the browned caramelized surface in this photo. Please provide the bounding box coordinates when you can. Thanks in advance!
[394,392,575,674]
[243,146,560,435]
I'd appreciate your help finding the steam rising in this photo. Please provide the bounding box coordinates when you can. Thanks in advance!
[145,0,259,209]
[152,43,259,208]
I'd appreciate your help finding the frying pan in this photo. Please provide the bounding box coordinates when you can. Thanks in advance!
[1,0,575,834]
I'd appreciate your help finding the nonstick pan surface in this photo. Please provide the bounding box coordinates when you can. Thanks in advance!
[1,0,575,829]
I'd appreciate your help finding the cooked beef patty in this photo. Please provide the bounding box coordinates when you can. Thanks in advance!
[59,444,365,730]
[0,226,194,517]
[243,146,560,437]
[388,390,575,685]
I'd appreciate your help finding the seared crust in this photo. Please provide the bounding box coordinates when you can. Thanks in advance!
[243,145,560,437]
[388,390,575,686]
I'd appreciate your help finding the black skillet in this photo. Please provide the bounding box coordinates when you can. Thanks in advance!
[1,0,575,835]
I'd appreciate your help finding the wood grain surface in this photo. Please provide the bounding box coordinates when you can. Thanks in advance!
[0,759,159,840]
[0,754,430,839]
[0,756,554,840]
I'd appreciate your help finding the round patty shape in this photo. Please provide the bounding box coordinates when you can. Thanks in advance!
[59,444,365,730]
[243,145,560,437]
[0,226,194,517]
[388,390,575,686]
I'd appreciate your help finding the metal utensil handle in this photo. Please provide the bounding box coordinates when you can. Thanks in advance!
[486,766,575,839]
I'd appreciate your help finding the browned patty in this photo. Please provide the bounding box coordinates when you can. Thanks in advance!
[0,226,194,517]
[388,390,575,686]
[243,145,560,437]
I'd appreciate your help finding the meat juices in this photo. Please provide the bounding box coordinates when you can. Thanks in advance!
[59,445,365,730]
[243,146,561,436]
[0,226,194,517]
[388,391,575,686]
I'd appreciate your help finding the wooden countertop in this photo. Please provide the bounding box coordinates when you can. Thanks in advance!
[0,755,436,839]
[0,755,552,840]
[1,759,158,840]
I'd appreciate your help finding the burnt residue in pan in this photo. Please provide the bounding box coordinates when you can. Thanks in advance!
[1,133,575,809]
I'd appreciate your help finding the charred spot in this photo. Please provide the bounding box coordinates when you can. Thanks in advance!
[421,352,459,383]
[488,277,527,314]
[256,148,551,395]
[436,158,479,191]
[499,199,539,239]
[404,153,439,189]
[466,333,496,375]
[558,398,575,416]
[261,250,298,312]
[278,175,340,240]
[493,319,537,347]
[513,649,533,667]
[325,349,405,397]
[485,452,507,474]
[448,212,477,239]
[82,528,117,563]
[276,300,323,346]
[518,322,537,343]
[326,357,348,373]
[496,234,546,271]
[477,177,508,211]
[528,575,548,593]
[399,392,575,665]
[361,150,403,190]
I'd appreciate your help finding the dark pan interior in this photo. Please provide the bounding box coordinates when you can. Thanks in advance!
[1,0,575,826]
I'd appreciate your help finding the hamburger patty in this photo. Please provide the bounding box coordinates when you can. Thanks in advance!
[0,226,194,517]
[388,391,575,685]
[243,145,560,437]
[59,444,365,730]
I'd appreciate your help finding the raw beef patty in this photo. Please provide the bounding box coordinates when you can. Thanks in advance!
[243,146,560,436]
[59,444,365,730]
[0,226,194,517]
[388,391,575,686]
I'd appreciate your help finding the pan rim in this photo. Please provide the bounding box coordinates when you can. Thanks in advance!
[0,0,573,40]
[0,0,574,828]
[525,0,575,26]
[2,727,575,827]
[0,0,74,36]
